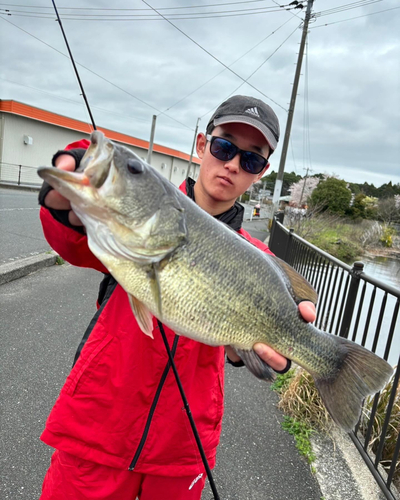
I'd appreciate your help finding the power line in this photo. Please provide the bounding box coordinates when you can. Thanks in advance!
[0,6,294,21]
[141,0,287,111]
[0,77,191,130]
[1,5,285,16]
[302,40,312,173]
[0,1,286,11]
[315,0,382,17]
[0,15,194,131]
[161,15,296,115]
[311,5,400,28]
[225,22,301,99]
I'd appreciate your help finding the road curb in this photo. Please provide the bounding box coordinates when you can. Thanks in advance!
[0,182,41,192]
[0,252,58,285]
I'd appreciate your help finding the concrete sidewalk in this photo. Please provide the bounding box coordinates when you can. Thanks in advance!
[0,247,389,500]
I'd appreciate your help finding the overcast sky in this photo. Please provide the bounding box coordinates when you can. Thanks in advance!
[1,0,399,187]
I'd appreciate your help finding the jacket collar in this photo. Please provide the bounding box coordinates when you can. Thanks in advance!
[180,178,244,231]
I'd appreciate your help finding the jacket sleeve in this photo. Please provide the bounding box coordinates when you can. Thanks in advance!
[237,228,275,255]
[40,207,108,272]
[39,138,108,273]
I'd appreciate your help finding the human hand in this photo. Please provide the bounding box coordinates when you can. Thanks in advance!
[44,154,83,227]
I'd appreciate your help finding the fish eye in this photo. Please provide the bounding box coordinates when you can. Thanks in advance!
[127,159,144,174]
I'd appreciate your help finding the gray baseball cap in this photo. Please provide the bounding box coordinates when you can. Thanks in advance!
[206,95,280,152]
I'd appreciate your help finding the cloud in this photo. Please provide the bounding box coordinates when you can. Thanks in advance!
[1,0,399,187]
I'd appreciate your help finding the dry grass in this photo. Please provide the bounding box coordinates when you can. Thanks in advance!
[277,367,333,433]
[277,366,400,489]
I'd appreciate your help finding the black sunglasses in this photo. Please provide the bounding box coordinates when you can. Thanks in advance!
[206,135,269,175]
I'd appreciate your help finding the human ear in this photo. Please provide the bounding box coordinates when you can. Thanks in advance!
[196,133,206,159]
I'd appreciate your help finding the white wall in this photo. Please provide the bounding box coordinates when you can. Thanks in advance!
[0,113,200,187]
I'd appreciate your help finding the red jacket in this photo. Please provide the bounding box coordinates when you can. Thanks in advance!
[39,156,273,476]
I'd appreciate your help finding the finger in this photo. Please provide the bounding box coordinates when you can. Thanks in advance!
[43,155,76,209]
[253,343,287,372]
[54,155,76,171]
[68,210,83,226]
[224,345,241,363]
[298,301,316,323]
[44,189,72,210]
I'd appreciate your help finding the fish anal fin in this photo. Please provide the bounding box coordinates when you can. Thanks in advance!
[128,294,154,339]
[234,348,276,382]
[271,256,318,305]
[313,337,393,431]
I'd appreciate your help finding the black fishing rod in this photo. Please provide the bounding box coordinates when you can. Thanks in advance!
[157,321,221,500]
[51,2,220,498]
[51,0,96,130]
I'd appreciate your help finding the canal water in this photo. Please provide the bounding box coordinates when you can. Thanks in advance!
[362,255,400,289]
[350,255,399,367]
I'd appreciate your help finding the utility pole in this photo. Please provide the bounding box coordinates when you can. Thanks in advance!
[272,0,314,212]
[187,117,200,179]
[147,115,157,164]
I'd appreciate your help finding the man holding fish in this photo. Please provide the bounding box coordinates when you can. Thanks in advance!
[37,95,390,499]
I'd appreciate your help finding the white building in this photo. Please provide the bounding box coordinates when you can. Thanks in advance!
[0,100,201,187]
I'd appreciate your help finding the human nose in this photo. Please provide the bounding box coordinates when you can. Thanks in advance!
[223,152,241,173]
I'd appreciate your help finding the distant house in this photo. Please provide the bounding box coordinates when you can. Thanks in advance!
[279,195,291,210]
[0,100,201,187]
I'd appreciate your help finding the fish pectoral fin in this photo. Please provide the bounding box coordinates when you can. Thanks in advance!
[270,256,318,305]
[234,348,276,382]
[148,264,162,318]
[128,294,154,339]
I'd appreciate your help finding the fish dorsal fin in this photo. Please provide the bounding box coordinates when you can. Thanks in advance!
[128,294,154,339]
[270,256,318,305]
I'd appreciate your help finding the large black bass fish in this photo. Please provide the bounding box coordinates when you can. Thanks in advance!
[38,131,393,431]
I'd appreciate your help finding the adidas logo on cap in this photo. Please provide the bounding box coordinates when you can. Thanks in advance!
[245,107,260,117]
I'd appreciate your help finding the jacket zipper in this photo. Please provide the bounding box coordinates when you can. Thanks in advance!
[128,334,180,471]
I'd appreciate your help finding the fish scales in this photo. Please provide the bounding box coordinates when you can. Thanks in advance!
[37,131,393,431]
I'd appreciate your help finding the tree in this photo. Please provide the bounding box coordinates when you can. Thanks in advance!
[377,181,395,199]
[308,177,352,216]
[348,182,361,195]
[261,170,302,196]
[288,177,320,207]
[363,196,379,219]
[349,192,367,219]
[377,197,400,225]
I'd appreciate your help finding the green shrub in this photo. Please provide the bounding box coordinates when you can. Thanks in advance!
[281,416,316,464]
[379,226,396,248]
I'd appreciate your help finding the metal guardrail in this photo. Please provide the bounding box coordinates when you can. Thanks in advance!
[0,162,41,186]
[269,216,400,500]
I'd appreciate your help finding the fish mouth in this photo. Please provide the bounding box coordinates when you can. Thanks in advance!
[37,167,91,190]
[37,167,89,186]
[37,131,115,203]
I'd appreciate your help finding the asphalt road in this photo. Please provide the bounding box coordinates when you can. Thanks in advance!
[0,188,51,264]
[0,192,322,500]
[1,264,322,500]
[0,186,271,264]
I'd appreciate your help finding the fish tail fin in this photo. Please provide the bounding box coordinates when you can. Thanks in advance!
[314,337,393,431]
